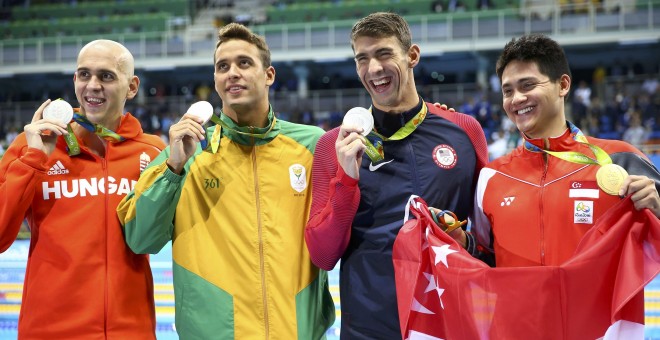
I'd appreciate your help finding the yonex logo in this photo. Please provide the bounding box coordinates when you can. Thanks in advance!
[500,197,515,206]
[47,161,69,175]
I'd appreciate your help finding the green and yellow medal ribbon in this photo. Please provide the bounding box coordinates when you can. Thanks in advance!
[363,102,428,162]
[202,106,277,154]
[523,122,612,166]
[63,124,80,156]
[61,109,125,156]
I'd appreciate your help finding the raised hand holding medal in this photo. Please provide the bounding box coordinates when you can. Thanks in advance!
[341,103,429,164]
[167,101,214,174]
[566,134,629,196]
[41,99,81,156]
[184,100,216,152]
[342,107,384,165]
[184,101,279,154]
[23,99,69,156]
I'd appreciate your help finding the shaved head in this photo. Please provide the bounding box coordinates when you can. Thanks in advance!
[78,39,135,78]
[74,39,139,129]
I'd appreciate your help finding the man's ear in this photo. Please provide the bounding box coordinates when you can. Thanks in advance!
[558,74,571,98]
[265,66,276,86]
[408,44,421,68]
[127,75,140,100]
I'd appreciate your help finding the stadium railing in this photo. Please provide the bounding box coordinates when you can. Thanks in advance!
[1,1,658,70]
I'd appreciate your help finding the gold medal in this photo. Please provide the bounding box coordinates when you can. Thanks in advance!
[596,163,628,195]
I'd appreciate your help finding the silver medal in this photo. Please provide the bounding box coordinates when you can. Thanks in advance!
[43,99,74,125]
[186,101,214,125]
[342,107,373,136]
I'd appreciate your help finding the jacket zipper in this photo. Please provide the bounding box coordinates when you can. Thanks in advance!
[252,141,269,338]
[403,114,420,193]
[540,152,548,265]
[101,143,109,337]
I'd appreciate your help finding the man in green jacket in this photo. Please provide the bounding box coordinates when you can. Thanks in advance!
[117,23,335,339]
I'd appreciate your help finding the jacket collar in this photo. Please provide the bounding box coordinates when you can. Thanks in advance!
[523,121,582,153]
[371,96,423,137]
[219,106,279,146]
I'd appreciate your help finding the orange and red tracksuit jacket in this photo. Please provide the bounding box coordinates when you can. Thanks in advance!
[0,112,164,339]
[471,122,660,267]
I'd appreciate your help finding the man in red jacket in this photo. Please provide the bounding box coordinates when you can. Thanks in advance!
[0,40,164,339]
[464,33,660,266]
[445,34,660,335]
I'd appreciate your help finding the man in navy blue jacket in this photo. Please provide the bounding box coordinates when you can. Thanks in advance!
[305,12,489,339]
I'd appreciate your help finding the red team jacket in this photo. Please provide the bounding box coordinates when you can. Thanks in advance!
[472,122,660,267]
[0,113,164,339]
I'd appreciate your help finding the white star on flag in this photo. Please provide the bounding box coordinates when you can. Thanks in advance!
[423,272,436,293]
[436,287,445,309]
[411,297,434,314]
[432,244,457,267]
[407,330,445,340]
[424,272,446,309]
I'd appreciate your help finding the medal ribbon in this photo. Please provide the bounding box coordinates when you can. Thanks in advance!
[73,113,125,142]
[60,110,126,156]
[362,102,428,162]
[523,122,613,166]
[201,106,277,153]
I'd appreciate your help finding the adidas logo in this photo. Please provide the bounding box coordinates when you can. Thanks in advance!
[47,160,70,175]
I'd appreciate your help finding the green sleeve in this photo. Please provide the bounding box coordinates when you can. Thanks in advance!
[117,147,185,254]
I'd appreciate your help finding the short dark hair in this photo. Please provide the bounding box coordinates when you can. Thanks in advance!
[495,34,571,82]
[215,23,271,68]
[350,12,412,53]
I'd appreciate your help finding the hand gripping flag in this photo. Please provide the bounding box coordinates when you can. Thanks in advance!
[393,195,660,340]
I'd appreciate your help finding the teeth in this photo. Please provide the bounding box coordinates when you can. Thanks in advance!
[229,86,242,91]
[373,79,389,86]
[87,98,103,103]
[517,107,533,115]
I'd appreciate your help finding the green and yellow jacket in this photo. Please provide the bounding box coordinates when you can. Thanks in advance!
[117,110,335,339]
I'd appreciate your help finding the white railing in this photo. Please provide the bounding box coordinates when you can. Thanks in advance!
[1,1,658,73]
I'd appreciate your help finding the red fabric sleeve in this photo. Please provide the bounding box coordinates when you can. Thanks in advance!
[0,133,48,252]
[305,128,361,270]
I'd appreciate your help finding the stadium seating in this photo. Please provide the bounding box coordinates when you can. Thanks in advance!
[266,0,517,24]
[1,0,187,39]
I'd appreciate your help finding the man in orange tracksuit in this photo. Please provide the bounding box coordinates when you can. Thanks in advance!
[0,40,164,339]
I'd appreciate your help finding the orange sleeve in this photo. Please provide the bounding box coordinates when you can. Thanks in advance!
[0,133,48,252]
